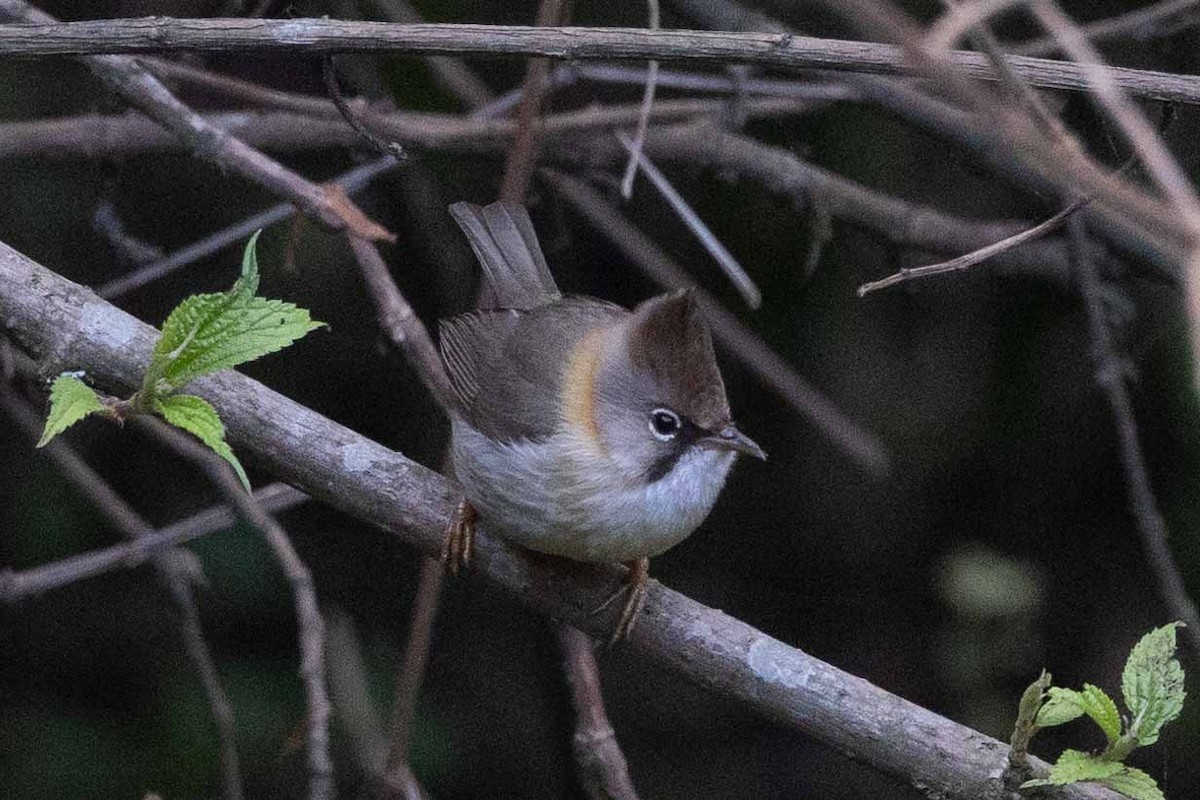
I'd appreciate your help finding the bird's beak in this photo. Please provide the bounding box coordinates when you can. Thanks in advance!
[701,425,766,461]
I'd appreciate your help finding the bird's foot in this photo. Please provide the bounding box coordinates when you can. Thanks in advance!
[588,557,650,645]
[440,498,476,575]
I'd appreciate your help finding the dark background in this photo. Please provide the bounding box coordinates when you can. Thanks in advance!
[1,0,1198,798]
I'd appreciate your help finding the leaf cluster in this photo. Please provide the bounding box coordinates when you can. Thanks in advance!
[38,232,323,489]
[1016,623,1186,800]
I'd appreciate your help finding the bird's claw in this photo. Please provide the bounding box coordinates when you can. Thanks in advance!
[588,557,650,646]
[441,499,476,575]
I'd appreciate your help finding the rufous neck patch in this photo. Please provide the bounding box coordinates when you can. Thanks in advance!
[560,328,607,452]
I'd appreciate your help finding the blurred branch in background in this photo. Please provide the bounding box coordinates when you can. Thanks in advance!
[0,364,245,800]
[0,482,307,601]
[1069,214,1200,658]
[132,417,335,800]
[0,2,393,242]
[1012,0,1200,57]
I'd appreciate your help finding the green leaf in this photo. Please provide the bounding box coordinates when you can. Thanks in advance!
[1079,684,1122,746]
[153,394,250,492]
[1099,767,1164,800]
[37,374,106,447]
[1046,749,1125,783]
[1036,687,1087,728]
[145,231,324,394]
[1121,623,1186,746]
[1012,670,1052,755]
[1024,757,1165,800]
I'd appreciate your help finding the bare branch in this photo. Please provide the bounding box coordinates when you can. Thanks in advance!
[0,2,393,242]
[93,201,165,265]
[361,0,496,108]
[619,0,660,200]
[345,234,462,430]
[133,418,334,800]
[0,99,811,160]
[1067,215,1200,660]
[97,156,400,299]
[321,54,407,160]
[0,482,306,602]
[0,17,1197,105]
[614,131,761,309]
[857,195,1089,296]
[672,0,1189,273]
[375,559,441,800]
[0,239,1128,800]
[558,626,640,800]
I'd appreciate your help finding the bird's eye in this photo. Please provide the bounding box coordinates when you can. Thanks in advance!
[649,408,681,440]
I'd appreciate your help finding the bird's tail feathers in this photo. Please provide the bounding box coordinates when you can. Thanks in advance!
[449,201,561,309]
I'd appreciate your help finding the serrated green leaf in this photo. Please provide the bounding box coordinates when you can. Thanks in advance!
[1079,683,1122,746]
[1122,623,1186,746]
[239,227,262,295]
[145,231,323,394]
[37,374,106,447]
[1099,766,1164,800]
[1036,687,1087,728]
[153,394,250,492]
[1046,749,1125,784]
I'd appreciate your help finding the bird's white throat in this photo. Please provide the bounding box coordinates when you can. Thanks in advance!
[451,419,736,563]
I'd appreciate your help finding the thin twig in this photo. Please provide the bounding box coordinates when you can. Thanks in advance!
[673,0,1185,276]
[379,556,441,786]
[38,6,1180,265]
[133,418,335,800]
[324,607,387,777]
[0,380,244,800]
[498,0,570,203]
[0,1,393,242]
[574,64,858,101]
[856,195,1089,296]
[614,129,761,309]
[321,54,407,161]
[557,626,640,800]
[346,235,461,415]
[619,0,660,200]
[0,480,305,600]
[1067,214,1200,660]
[0,240,1127,800]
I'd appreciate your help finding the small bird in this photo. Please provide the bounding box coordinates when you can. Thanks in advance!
[439,201,765,641]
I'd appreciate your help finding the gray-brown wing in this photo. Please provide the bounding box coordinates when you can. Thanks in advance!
[449,201,560,310]
[438,308,522,413]
[439,298,627,442]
